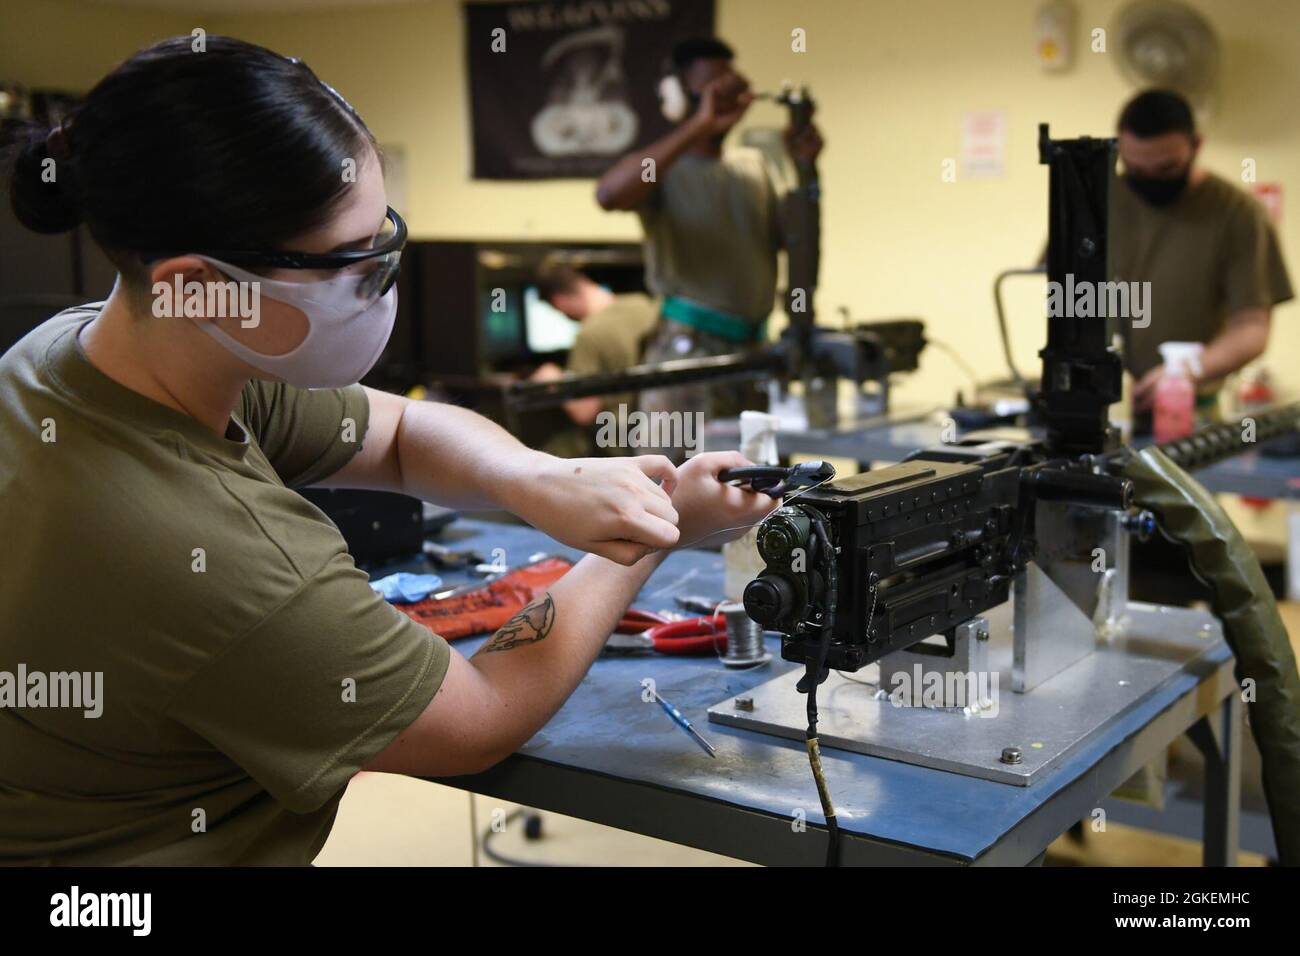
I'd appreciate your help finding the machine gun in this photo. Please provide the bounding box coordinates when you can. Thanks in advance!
[741,441,1135,673]
[740,403,1300,675]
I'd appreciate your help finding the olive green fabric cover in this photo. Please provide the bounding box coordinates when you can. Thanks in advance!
[1122,446,1300,865]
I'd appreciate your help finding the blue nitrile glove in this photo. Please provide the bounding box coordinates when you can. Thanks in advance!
[369,572,443,604]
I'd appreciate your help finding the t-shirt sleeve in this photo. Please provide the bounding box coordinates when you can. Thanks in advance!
[167,552,451,813]
[1223,199,1295,314]
[239,380,371,488]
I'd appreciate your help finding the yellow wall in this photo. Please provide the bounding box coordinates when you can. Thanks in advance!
[4,0,1299,411]
[1,0,195,87]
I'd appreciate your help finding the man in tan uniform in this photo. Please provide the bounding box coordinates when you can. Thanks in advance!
[1110,89,1292,417]
[595,37,823,455]
[530,264,659,455]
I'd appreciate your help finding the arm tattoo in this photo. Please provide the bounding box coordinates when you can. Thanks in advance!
[480,595,556,653]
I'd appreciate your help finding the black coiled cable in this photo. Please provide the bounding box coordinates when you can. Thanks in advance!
[798,509,840,867]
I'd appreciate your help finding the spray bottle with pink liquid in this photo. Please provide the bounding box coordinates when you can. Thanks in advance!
[1153,341,1203,443]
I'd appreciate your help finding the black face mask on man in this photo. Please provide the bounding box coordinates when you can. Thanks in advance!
[1124,167,1191,207]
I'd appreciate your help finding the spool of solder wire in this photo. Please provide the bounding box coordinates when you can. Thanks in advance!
[719,601,772,668]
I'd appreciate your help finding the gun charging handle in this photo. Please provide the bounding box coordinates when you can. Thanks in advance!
[718,460,835,497]
[1022,468,1133,510]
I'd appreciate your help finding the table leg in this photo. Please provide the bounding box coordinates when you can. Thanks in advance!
[1187,690,1242,867]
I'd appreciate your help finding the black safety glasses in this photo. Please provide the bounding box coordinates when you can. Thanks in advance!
[143,206,408,299]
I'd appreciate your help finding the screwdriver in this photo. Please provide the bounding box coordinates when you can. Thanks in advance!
[644,683,716,758]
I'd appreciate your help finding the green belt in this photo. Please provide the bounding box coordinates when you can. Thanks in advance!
[661,296,766,343]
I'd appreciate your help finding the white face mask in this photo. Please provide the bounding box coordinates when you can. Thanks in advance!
[190,256,397,389]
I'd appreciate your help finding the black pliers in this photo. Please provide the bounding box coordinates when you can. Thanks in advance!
[717,460,836,497]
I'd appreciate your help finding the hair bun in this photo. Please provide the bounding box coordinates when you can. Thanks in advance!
[7,123,83,234]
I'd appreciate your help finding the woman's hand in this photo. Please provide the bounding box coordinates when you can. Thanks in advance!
[670,451,780,549]
[505,454,681,566]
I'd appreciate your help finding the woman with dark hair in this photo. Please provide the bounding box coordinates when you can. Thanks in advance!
[0,36,774,864]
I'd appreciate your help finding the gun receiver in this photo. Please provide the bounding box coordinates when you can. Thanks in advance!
[742,402,1300,674]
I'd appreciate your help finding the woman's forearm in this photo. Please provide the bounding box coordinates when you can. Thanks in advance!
[365,550,666,777]
[467,551,665,757]
[394,398,547,511]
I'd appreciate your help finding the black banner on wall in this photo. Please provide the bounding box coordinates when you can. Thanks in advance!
[464,0,715,180]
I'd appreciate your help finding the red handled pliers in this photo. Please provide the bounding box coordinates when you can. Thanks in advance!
[608,610,728,655]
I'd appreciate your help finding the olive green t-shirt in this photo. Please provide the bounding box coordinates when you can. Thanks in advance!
[638,147,780,323]
[565,292,661,414]
[537,293,661,459]
[1111,171,1293,379]
[0,306,450,865]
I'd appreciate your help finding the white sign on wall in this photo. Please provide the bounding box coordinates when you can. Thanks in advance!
[960,110,1008,180]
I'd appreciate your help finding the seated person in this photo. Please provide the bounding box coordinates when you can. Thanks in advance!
[530,264,659,455]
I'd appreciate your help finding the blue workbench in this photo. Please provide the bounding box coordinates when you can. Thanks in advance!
[391,519,1241,866]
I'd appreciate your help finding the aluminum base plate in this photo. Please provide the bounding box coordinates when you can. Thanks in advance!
[708,601,1223,785]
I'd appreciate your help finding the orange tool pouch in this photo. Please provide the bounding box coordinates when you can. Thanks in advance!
[396,557,573,640]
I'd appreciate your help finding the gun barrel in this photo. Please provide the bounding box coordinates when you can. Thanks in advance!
[488,350,787,411]
[1152,402,1300,470]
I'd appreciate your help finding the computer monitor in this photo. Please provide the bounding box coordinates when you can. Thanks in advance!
[523,285,578,353]
[479,286,526,363]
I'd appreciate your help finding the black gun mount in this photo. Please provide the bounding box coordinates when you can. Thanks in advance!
[1037,124,1123,457]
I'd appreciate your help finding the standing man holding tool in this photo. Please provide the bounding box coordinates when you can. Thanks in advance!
[595,37,824,458]
[1111,89,1293,420]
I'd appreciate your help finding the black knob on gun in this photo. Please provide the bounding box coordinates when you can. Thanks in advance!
[1024,468,1133,510]
[743,574,796,627]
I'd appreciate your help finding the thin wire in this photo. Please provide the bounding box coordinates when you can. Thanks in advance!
[644,567,699,599]
[479,808,576,868]
[926,338,982,395]
[710,598,728,658]
[673,474,837,552]
[835,670,876,686]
